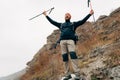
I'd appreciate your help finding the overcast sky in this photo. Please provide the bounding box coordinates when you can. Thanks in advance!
[0,0,120,77]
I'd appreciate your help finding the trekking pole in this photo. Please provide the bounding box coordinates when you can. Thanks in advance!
[88,0,95,22]
[29,7,54,20]
[90,2,95,22]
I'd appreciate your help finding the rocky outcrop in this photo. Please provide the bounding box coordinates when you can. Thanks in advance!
[21,7,120,80]
[110,7,120,16]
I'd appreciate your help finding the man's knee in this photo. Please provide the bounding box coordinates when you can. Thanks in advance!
[70,52,77,59]
[62,53,69,62]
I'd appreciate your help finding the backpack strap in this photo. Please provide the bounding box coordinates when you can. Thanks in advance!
[71,22,75,31]
[60,23,63,30]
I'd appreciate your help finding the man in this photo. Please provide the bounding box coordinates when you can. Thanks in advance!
[43,9,94,80]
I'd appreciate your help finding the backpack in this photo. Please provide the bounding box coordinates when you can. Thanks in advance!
[52,22,78,49]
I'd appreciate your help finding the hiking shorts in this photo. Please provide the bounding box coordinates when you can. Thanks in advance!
[60,40,75,54]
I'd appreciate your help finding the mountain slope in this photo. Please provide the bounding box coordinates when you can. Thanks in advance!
[0,69,26,80]
[21,7,120,80]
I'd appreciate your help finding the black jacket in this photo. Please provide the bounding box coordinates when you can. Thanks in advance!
[46,14,91,40]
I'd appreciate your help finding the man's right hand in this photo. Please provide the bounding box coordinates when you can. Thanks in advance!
[90,9,94,15]
[43,11,47,16]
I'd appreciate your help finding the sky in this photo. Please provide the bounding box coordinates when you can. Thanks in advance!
[0,0,120,77]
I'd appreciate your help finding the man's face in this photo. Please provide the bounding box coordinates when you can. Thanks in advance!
[65,13,71,20]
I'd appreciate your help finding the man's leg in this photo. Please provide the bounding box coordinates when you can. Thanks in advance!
[60,40,71,79]
[67,40,80,79]
[70,56,80,80]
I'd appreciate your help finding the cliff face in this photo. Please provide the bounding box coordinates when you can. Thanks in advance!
[21,7,120,80]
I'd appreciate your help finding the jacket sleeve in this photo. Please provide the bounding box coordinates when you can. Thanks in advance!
[46,16,61,28]
[74,14,91,29]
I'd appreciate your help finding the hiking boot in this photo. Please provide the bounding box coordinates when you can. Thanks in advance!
[63,75,72,80]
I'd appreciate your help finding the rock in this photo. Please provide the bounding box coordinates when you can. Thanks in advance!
[109,66,120,80]
[89,46,107,58]
[110,7,120,16]
[97,15,108,21]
